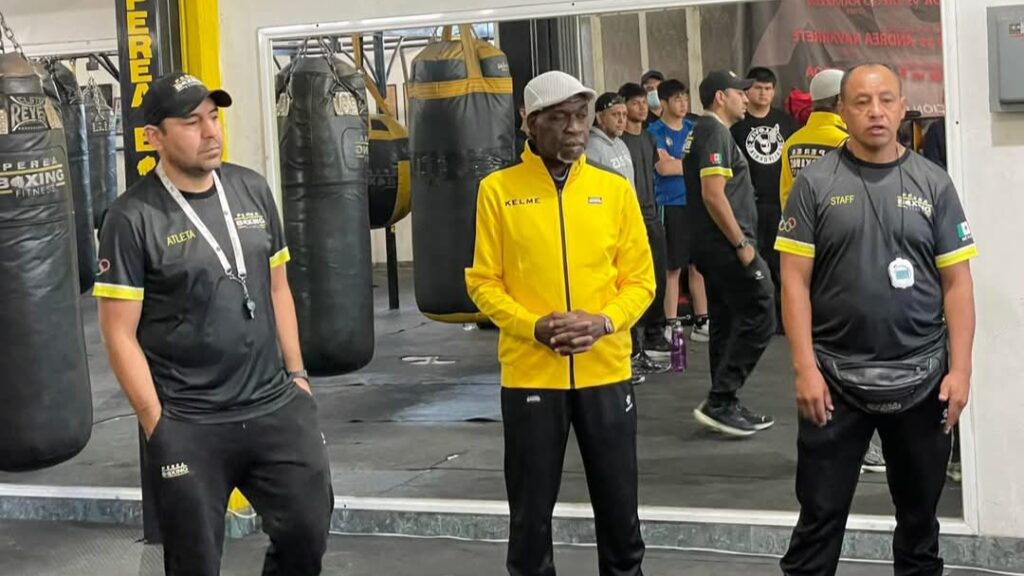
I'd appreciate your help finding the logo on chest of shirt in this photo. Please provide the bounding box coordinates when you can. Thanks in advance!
[166,229,197,247]
[745,124,785,165]
[897,194,933,217]
[234,211,267,230]
[505,197,541,208]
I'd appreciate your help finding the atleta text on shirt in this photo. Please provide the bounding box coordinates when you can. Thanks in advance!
[94,163,295,423]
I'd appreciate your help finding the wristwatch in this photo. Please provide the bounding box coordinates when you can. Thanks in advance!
[288,369,309,382]
[735,238,752,251]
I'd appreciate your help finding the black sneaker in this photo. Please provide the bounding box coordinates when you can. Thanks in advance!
[737,404,775,431]
[635,351,670,375]
[693,401,758,437]
[644,333,672,358]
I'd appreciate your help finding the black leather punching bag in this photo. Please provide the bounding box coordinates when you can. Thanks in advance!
[368,114,410,229]
[409,25,515,323]
[83,81,117,230]
[45,60,96,293]
[0,53,92,471]
[278,53,374,375]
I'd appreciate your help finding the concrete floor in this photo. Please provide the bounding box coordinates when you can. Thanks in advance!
[0,267,963,518]
[0,520,993,576]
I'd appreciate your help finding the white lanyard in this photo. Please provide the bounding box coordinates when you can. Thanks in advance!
[156,162,256,318]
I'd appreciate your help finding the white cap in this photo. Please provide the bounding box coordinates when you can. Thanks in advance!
[810,69,844,101]
[523,71,596,117]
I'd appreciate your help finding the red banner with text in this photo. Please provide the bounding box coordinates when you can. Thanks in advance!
[749,0,944,117]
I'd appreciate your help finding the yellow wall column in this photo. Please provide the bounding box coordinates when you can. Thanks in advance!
[179,0,229,159]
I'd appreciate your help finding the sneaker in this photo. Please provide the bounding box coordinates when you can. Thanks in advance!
[691,316,710,343]
[644,333,672,358]
[861,441,886,473]
[693,401,758,437]
[738,404,775,431]
[631,373,646,386]
[947,461,962,483]
[634,351,670,375]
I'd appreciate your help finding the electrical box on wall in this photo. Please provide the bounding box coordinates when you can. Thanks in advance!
[988,5,1024,112]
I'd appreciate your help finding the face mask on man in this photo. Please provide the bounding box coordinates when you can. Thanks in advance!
[647,91,661,109]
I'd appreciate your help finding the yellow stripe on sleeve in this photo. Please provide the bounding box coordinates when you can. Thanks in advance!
[93,283,145,301]
[700,167,734,179]
[269,247,291,268]
[935,245,978,269]
[775,237,816,258]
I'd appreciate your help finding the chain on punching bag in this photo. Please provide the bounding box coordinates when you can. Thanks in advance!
[408,25,515,323]
[44,59,96,293]
[0,50,93,472]
[83,78,117,230]
[277,43,374,375]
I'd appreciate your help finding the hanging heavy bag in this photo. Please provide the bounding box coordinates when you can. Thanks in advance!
[44,59,96,293]
[351,53,411,231]
[0,52,93,471]
[83,79,117,230]
[278,46,374,375]
[408,25,515,323]
[368,114,410,229]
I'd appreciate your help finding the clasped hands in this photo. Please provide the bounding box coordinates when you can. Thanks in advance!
[534,311,610,356]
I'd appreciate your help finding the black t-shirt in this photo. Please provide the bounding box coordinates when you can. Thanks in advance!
[730,108,797,207]
[683,114,759,256]
[775,147,978,360]
[620,130,659,222]
[94,163,294,423]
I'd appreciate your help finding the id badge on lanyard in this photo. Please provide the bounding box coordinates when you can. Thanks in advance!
[156,163,256,319]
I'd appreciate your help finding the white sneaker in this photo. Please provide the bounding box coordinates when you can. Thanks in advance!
[691,318,710,342]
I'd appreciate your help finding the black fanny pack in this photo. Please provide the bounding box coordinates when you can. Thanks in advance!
[815,337,947,415]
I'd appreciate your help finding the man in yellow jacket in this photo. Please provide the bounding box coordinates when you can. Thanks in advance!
[465,70,655,576]
[779,69,849,208]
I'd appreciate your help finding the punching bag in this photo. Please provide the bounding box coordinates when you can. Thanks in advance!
[278,52,374,375]
[368,113,410,229]
[0,53,92,471]
[83,80,117,230]
[45,60,96,293]
[409,25,514,323]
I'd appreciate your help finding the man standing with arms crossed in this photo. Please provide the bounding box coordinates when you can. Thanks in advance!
[776,64,976,575]
[94,72,333,575]
[466,71,654,576]
[684,70,776,437]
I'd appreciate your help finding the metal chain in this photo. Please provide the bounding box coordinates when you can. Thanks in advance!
[0,10,24,56]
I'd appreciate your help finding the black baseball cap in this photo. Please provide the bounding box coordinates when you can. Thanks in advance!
[595,92,625,113]
[641,70,665,84]
[698,70,754,108]
[142,71,232,126]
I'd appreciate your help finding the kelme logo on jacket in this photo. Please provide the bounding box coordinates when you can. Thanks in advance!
[505,197,541,207]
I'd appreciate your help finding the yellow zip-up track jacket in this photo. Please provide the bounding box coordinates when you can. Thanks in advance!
[465,146,655,390]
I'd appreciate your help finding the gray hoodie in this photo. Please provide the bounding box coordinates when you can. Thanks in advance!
[586,127,635,191]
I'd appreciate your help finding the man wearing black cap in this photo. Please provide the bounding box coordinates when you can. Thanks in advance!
[683,70,776,437]
[94,72,333,575]
[586,92,634,188]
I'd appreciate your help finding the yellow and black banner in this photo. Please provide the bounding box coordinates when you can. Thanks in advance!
[114,0,182,187]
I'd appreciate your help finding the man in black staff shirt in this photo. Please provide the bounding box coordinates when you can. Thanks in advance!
[94,72,333,575]
[776,64,977,576]
[683,70,776,437]
[730,67,796,333]
[620,82,672,372]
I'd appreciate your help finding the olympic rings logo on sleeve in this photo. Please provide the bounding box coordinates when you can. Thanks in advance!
[778,217,798,233]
